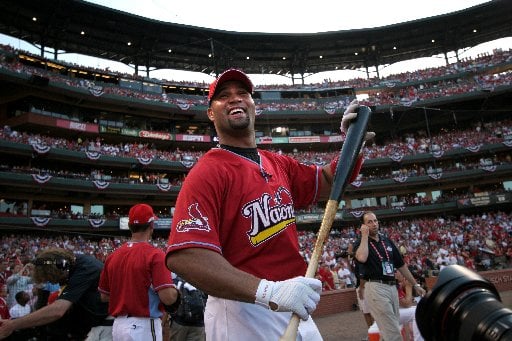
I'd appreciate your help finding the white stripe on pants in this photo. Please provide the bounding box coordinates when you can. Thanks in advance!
[113,316,162,341]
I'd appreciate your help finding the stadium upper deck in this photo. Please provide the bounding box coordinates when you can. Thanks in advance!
[0,0,511,78]
[0,3,511,234]
[0,44,511,150]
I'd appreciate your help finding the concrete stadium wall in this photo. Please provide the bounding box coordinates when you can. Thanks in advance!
[313,268,512,317]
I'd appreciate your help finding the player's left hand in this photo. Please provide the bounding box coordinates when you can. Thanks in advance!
[340,100,375,142]
[255,277,321,320]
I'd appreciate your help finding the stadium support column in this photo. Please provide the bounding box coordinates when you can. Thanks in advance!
[424,107,438,173]
[210,38,218,76]
[53,49,58,61]
[27,199,33,217]
[424,191,433,204]
[454,50,460,64]
[423,107,432,148]
[146,55,151,78]
[83,201,91,217]
[290,73,304,86]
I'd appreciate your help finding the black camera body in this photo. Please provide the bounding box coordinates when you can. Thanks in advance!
[416,265,512,341]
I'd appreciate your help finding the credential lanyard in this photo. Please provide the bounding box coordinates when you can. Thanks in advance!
[369,239,390,262]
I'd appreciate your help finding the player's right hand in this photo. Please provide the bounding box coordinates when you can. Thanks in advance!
[255,277,322,320]
[360,224,370,237]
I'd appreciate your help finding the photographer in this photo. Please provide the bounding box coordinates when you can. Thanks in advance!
[0,248,112,341]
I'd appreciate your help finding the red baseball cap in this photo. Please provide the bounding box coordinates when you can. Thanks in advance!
[129,204,158,225]
[208,69,253,104]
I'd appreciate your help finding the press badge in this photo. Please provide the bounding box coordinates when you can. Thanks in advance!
[382,261,394,275]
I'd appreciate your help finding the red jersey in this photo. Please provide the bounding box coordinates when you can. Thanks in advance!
[317,267,335,291]
[397,285,406,300]
[0,297,9,320]
[167,148,324,281]
[98,242,174,318]
[47,290,60,305]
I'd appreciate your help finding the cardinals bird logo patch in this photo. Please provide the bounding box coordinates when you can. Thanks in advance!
[176,203,210,232]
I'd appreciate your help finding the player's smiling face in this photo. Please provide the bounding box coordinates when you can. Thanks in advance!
[208,81,255,135]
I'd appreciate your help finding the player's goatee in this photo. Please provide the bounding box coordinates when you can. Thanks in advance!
[228,116,251,130]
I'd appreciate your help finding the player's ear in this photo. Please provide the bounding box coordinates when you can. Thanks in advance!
[207,108,215,121]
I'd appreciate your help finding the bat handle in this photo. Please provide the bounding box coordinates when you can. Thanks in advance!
[279,199,340,340]
[279,314,300,341]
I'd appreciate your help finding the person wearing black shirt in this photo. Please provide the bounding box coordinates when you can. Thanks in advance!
[0,248,112,340]
[353,212,425,341]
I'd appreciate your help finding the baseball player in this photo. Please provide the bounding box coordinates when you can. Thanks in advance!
[99,203,179,341]
[166,69,373,340]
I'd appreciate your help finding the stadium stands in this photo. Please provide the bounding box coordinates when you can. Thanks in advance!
[0,16,511,295]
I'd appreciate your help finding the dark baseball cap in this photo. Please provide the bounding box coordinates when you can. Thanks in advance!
[208,69,253,105]
[129,203,158,225]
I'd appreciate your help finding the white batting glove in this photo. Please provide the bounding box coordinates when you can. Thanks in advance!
[255,277,322,320]
[340,100,375,143]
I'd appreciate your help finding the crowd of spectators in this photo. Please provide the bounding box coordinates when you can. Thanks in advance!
[302,209,512,291]
[1,125,203,162]
[2,115,511,167]
[358,71,512,107]
[2,164,185,188]
[4,146,509,189]
[0,46,511,296]
[0,210,510,295]
[0,44,511,112]
[1,116,511,219]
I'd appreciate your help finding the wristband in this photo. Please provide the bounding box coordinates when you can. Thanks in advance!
[255,279,273,308]
[329,155,339,175]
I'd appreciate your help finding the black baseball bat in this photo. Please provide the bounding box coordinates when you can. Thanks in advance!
[280,105,372,341]
[330,105,372,201]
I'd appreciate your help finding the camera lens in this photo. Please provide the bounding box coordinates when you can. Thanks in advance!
[416,265,512,341]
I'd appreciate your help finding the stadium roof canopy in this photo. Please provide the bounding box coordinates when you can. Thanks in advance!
[0,0,511,79]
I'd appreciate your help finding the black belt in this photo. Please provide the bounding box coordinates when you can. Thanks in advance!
[98,319,114,326]
[366,278,396,286]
